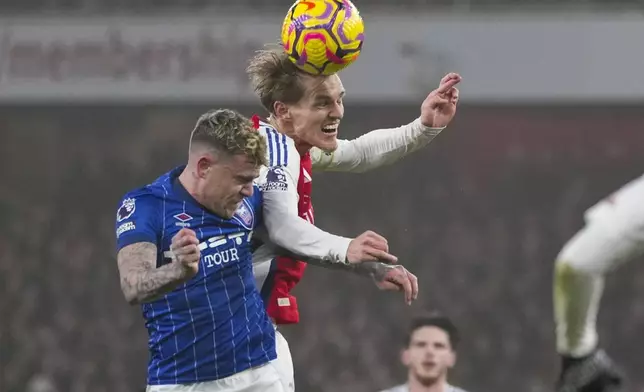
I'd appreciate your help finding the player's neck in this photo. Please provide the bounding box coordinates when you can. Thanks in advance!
[407,375,448,392]
[177,167,205,205]
[268,117,312,156]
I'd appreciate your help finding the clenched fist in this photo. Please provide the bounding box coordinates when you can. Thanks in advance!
[170,228,201,279]
[347,231,398,265]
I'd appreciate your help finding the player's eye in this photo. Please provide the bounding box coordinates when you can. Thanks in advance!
[315,98,331,107]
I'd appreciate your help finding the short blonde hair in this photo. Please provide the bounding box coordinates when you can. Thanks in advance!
[191,109,267,167]
[246,47,308,114]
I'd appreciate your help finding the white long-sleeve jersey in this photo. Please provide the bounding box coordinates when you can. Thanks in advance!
[379,383,469,392]
[584,173,644,223]
[252,117,445,323]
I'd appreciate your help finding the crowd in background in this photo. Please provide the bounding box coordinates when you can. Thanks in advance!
[1,104,644,392]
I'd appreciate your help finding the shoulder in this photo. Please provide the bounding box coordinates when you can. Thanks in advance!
[448,384,470,392]
[255,121,300,187]
[115,187,166,248]
[116,185,166,224]
[377,384,408,392]
[257,120,297,168]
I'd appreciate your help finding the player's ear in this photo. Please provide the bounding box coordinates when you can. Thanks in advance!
[196,155,214,178]
[273,101,291,121]
[446,350,456,369]
[400,348,411,366]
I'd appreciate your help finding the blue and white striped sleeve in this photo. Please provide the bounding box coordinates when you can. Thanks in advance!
[255,128,351,264]
[262,126,290,167]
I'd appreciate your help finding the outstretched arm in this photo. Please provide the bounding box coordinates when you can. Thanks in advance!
[276,246,419,305]
[259,166,397,265]
[311,73,461,173]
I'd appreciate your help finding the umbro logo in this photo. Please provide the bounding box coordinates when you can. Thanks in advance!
[174,212,193,227]
[174,212,193,222]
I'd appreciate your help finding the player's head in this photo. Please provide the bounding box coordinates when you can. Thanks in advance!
[401,313,459,387]
[186,109,267,219]
[247,47,344,152]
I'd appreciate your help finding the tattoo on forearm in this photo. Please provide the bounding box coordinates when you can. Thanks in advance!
[316,260,395,281]
[276,247,394,281]
[117,242,185,304]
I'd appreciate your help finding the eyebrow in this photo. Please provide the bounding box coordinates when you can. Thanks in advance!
[314,90,345,101]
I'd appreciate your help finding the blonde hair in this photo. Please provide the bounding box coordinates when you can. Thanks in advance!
[190,109,267,167]
[246,47,308,114]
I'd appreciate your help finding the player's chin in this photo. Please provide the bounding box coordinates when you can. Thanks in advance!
[223,203,240,219]
[415,365,441,381]
[314,131,338,151]
[416,373,441,385]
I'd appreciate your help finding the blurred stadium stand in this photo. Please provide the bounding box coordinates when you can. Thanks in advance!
[2,104,644,392]
[2,1,644,392]
[1,0,644,14]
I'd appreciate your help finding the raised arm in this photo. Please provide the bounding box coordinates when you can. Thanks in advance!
[311,73,461,173]
[311,119,443,173]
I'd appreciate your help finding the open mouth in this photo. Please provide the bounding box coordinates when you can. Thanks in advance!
[321,123,339,134]
[421,361,437,370]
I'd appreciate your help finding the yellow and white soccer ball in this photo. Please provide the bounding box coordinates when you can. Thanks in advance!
[281,0,365,76]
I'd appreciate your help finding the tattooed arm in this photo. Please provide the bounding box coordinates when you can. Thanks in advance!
[117,242,190,305]
[277,247,419,304]
[114,192,200,305]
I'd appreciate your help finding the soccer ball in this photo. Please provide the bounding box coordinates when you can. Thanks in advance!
[281,0,365,76]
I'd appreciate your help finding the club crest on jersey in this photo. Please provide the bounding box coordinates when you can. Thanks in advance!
[117,198,136,222]
[233,200,254,230]
[174,212,193,227]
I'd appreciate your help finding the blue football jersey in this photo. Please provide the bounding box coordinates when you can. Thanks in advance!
[115,166,276,385]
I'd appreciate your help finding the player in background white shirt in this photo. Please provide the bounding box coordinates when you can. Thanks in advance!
[246,48,460,391]
[553,174,644,391]
[379,314,470,392]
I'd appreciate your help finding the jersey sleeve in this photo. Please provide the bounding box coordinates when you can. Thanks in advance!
[115,190,162,251]
[256,163,351,264]
[310,117,444,173]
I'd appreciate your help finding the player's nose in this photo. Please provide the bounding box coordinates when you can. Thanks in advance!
[329,103,343,119]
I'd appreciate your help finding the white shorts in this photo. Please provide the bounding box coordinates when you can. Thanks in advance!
[146,362,284,392]
[273,328,295,392]
[558,198,644,274]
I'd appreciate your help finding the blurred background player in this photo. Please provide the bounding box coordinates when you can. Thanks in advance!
[379,314,469,392]
[553,174,644,391]
[246,47,460,391]
[114,108,403,392]
[7,4,644,392]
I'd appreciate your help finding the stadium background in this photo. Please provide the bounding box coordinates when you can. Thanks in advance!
[1,1,644,392]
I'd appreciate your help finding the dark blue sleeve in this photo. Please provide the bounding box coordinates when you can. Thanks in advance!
[252,184,263,229]
[115,191,161,251]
